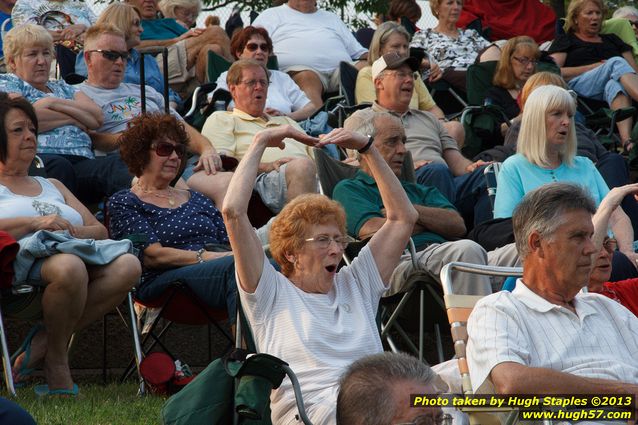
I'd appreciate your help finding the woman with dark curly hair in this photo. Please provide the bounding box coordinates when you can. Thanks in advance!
[108,113,236,316]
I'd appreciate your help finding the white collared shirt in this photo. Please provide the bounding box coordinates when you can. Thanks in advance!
[467,279,638,394]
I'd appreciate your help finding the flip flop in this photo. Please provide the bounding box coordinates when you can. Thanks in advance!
[34,383,79,397]
[10,324,44,387]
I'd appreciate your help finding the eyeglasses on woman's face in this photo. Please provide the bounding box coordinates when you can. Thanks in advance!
[512,56,537,67]
[304,234,353,250]
[152,141,186,158]
[245,42,269,52]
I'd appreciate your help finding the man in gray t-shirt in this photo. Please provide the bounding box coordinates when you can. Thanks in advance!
[78,24,224,178]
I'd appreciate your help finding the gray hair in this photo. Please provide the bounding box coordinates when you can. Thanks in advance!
[612,6,638,19]
[337,352,443,425]
[346,111,401,139]
[345,112,402,160]
[513,182,596,260]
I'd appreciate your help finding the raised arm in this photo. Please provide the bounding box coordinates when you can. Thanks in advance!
[222,125,319,293]
[592,183,638,250]
[318,129,418,282]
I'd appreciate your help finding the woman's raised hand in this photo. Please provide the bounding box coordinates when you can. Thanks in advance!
[253,125,319,149]
[317,128,369,151]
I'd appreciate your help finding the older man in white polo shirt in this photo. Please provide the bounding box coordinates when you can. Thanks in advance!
[467,182,638,401]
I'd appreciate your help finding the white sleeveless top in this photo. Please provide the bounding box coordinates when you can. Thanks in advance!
[0,177,83,238]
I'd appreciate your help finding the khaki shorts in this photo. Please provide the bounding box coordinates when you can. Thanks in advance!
[254,164,288,214]
[284,65,342,93]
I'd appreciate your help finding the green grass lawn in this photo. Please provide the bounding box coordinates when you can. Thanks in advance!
[12,382,167,425]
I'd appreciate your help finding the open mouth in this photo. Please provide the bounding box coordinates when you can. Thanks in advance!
[325,265,337,273]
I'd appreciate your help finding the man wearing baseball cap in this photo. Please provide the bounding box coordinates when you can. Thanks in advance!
[345,51,495,232]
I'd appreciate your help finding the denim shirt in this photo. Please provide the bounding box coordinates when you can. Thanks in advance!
[75,48,181,106]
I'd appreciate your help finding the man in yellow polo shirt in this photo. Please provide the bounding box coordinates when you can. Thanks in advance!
[200,59,317,213]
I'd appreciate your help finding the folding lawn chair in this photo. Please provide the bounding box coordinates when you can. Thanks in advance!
[115,234,234,395]
[440,261,523,425]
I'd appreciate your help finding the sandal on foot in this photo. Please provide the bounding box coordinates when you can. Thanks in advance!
[11,324,44,387]
[34,383,79,397]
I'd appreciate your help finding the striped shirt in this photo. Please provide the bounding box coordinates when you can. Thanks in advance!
[467,279,638,394]
[239,245,386,425]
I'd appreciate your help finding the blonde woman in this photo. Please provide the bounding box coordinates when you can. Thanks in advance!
[494,86,638,277]
[486,36,540,120]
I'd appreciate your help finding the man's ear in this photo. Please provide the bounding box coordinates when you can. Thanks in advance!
[528,230,545,258]
[373,76,384,91]
[228,83,238,101]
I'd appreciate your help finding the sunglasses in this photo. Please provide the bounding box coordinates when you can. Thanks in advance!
[87,49,130,62]
[153,141,186,158]
[245,42,269,52]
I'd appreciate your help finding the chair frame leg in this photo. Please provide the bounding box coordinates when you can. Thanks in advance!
[0,305,16,396]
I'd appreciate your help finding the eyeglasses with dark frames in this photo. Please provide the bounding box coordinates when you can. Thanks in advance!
[245,42,269,52]
[512,56,538,67]
[87,49,130,62]
[152,141,187,158]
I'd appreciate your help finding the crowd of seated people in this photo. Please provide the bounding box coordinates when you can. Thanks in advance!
[549,0,638,151]
[3,0,638,423]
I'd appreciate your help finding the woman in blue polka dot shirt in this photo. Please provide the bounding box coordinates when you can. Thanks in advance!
[108,113,236,317]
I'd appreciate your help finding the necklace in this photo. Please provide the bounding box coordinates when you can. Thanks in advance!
[135,181,176,206]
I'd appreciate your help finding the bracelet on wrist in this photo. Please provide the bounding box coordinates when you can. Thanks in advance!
[196,248,206,264]
[358,136,374,154]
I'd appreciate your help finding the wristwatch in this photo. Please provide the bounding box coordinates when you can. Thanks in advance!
[358,136,374,153]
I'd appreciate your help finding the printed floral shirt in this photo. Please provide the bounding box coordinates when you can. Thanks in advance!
[410,28,490,69]
[0,73,94,158]
[12,0,96,29]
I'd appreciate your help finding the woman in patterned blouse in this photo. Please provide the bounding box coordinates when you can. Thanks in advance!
[109,113,237,319]
[410,0,500,92]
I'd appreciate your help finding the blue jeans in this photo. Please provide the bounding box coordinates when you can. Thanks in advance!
[140,255,237,321]
[568,56,635,105]
[0,398,35,425]
[415,163,492,229]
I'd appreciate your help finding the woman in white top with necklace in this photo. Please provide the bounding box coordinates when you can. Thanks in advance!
[0,95,140,396]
